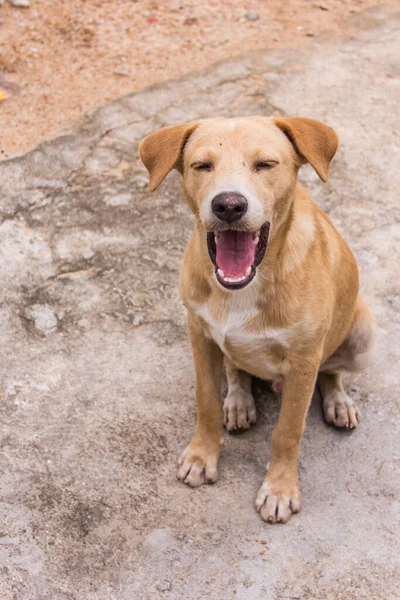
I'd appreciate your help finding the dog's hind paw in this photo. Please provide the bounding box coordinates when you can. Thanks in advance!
[323,390,360,429]
[223,389,256,432]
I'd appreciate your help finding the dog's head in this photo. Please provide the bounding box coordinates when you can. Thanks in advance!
[140,117,338,290]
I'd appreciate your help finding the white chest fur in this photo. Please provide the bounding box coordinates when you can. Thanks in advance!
[192,302,251,354]
[189,297,289,360]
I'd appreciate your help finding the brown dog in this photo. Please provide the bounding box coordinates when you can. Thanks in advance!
[140,117,377,524]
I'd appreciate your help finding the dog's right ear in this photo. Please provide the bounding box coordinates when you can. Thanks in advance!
[140,122,199,192]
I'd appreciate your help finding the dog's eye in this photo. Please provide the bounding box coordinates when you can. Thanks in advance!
[254,160,278,171]
[192,162,213,172]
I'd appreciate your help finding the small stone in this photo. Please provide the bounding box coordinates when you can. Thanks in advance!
[245,11,259,21]
[26,304,58,335]
[135,175,148,190]
[184,17,198,25]
[104,192,132,206]
[8,0,30,7]
[78,317,90,330]
[82,248,95,260]
[212,532,221,544]
[155,581,172,592]
[132,315,144,327]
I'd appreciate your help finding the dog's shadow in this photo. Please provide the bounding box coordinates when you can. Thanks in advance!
[220,377,332,481]
[251,376,324,432]
[250,376,356,435]
[252,377,280,432]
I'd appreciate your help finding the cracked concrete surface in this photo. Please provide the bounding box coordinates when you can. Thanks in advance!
[0,6,400,600]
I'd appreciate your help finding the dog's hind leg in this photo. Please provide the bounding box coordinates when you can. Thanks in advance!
[318,296,377,429]
[223,358,256,432]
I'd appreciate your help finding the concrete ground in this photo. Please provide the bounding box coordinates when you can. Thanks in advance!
[0,5,399,599]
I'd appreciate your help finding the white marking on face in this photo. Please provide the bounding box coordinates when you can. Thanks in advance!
[200,176,265,230]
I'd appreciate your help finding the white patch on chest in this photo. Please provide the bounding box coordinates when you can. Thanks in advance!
[189,298,289,357]
[192,303,249,354]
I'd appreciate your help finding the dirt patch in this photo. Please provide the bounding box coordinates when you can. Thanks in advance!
[0,0,395,158]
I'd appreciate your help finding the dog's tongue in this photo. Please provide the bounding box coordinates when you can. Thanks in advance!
[216,230,255,277]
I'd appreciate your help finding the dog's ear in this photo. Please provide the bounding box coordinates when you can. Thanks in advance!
[140,122,199,192]
[274,117,338,182]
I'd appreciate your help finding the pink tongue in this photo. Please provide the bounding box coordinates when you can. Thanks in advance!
[216,230,255,277]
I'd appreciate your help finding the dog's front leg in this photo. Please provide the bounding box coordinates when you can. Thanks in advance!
[177,314,224,487]
[256,357,320,523]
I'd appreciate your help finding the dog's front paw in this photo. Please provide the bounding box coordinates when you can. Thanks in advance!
[223,390,256,432]
[255,474,301,524]
[177,437,220,487]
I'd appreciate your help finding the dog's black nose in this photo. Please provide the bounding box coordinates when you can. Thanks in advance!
[211,192,248,223]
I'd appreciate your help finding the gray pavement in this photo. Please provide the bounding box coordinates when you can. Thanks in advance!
[0,5,399,599]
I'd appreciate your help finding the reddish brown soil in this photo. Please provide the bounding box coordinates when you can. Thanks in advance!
[0,0,394,158]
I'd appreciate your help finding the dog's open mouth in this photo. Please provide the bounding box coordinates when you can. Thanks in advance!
[207,222,270,290]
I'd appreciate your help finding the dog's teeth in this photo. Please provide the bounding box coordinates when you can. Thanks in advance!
[245,267,251,276]
[227,275,246,283]
[219,271,250,284]
[253,236,259,245]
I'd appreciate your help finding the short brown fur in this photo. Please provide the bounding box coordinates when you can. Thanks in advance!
[140,116,377,524]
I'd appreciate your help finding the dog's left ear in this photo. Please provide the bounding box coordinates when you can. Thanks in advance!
[274,117,338,182]
[140,122,199,192]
